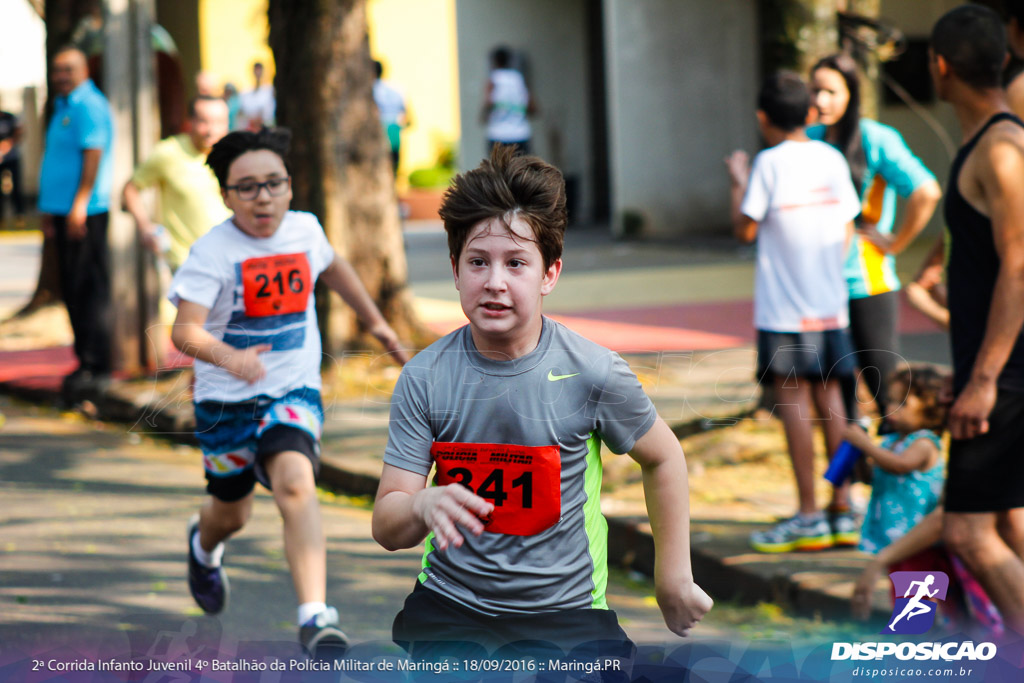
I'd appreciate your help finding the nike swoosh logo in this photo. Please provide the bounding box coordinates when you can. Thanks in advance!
[547,370,580,382]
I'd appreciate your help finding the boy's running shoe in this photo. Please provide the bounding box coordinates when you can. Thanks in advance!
[187,515,229,614]
[750,515,834,553]
[829,509,860,547]
[299,607,349,659]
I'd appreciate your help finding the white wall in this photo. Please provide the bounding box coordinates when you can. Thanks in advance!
[0,0,47,198]
[0,0,46,92]
[603,0,759,237]
[455,0,594,221]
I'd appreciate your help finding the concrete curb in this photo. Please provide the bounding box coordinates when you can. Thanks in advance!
[1,377,876,623]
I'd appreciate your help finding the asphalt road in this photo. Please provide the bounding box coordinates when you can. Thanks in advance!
[0,395,698,664]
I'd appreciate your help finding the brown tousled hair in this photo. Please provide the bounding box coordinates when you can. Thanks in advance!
[889,364,951,433]
[439,144,566,270]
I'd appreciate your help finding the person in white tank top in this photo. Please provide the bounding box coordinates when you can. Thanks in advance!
[482,46,535,154]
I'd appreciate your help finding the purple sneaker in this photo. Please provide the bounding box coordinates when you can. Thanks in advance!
[299,607,349,659]
[187,515,228,614]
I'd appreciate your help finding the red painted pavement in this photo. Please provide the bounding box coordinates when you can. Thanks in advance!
[0,346,193,391]
[0,295,945,390]
[425,294,945,353]
[0,346,77,390]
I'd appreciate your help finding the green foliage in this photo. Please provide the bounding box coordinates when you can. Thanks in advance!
[408,166,456,189]
[408,140,458,189]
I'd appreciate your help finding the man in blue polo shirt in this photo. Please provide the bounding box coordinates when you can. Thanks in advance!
[39,45,115,396]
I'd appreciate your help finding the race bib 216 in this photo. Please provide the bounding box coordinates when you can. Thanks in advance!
[240,253,311,318]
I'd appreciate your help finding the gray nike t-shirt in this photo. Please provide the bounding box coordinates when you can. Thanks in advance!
[384,317,658,616]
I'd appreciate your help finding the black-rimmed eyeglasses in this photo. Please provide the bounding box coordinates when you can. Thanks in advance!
[225,176,291,201]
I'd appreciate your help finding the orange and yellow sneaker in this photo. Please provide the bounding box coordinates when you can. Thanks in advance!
[750,514,835,553]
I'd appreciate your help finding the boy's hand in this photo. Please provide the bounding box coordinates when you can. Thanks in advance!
[656,578,713,637]
[411,484,494,551]
[370,323,411,366]
[223,344,271,384]
[724,150,750,187]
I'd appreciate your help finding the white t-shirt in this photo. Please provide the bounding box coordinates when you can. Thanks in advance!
[373,80,406,125]
[235,85,275,131]
[168,211,336,403]
[741,139,860,332]
[486,68,531,143]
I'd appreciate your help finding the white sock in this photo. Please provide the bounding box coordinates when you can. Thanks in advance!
[298,602,328,626]
[191,532,224,568]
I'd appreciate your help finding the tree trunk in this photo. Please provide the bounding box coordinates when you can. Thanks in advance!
[759,0,839,78]
[267,0,430,356]
[759,1,883,117]
[845,0,881,120]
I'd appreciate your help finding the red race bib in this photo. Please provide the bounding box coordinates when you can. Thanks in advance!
[431,442,561,536]
[241,253,311,318]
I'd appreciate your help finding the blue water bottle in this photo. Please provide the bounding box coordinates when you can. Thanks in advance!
[823,441,863,486]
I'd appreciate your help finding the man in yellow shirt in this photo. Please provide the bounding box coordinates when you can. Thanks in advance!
[122,95,230,271]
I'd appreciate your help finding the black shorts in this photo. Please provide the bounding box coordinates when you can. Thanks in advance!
[757,329,856,383]
[945,389,1024,513]
[393,582,634,661]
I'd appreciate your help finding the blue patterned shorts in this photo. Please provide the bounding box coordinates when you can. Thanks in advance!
[194,387,324,501]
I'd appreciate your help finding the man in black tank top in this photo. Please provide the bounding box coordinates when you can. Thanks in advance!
[931,6,1024,636]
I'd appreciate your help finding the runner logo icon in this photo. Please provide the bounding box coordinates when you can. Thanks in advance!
[884,571,949,635]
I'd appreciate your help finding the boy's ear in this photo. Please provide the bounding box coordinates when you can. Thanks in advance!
[931,50,950,79]
[755,110,771,138]
[540,258,562,296]
[805,105,818,126]
[451,255,460,289]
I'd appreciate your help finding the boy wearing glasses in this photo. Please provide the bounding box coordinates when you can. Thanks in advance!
[168,128,408,656]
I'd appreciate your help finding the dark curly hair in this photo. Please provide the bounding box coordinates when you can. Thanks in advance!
[206,127,292,189]
[889,364,951,432]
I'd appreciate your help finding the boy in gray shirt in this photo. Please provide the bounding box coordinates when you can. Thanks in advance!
[372,145,712,659]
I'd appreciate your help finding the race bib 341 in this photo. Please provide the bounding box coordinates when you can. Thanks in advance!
[431,441,561,536]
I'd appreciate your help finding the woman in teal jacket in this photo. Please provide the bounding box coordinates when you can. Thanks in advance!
[808,53,943,429]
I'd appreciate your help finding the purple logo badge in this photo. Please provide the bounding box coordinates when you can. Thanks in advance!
[883,571,949,635]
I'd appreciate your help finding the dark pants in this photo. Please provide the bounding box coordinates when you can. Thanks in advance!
[393,582,634,665]
[842,290,901,423]
[53,213,113,374]
[389,147,400,178]
[0,156,24,219]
